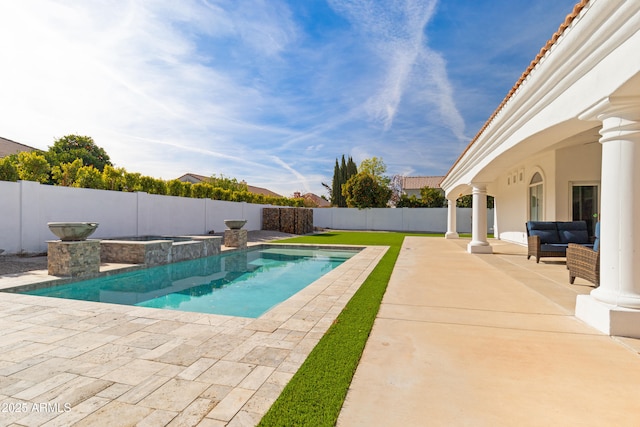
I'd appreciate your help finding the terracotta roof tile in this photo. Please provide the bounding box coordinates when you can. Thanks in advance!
[303,193,331,207]
[402,176,444,190]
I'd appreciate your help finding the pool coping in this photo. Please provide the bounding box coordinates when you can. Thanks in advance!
[0,243,388,425]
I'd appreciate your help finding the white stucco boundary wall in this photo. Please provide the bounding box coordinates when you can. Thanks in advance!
[313,207,492,234]
[0,180,268,254]
[0,180,494,254]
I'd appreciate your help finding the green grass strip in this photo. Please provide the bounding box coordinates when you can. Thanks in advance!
[258,231,436,427]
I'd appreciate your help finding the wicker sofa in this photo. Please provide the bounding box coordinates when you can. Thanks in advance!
[526,221,593,263]
[567,222,600,286]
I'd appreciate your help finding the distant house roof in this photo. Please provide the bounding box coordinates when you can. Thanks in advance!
[401,176,444,191]
[177,173,283,198]
[0,136,37,158]
[301,193,331,208]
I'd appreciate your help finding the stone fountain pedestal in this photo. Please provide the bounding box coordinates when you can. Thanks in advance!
[48,240,101,277]
[223,219,247,248]
[224,230,247,248]
[47,222,101,277]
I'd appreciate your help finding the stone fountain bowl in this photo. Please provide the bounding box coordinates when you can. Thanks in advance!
[48,222,99,241]
[224,219,247,230]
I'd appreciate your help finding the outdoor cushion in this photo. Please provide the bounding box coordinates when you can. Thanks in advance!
[527,222,561,244]
[559,229,589,244]
[593,222,600,252]
[556,221,589,245]
[557,221,589,244]
[540,243,570,253]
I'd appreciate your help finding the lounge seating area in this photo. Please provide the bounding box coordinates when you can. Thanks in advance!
[526,221,593,263]
[525,220,600,287]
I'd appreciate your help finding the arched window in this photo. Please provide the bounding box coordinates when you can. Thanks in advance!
[529,172,543,221]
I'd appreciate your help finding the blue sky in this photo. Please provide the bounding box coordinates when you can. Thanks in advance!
[0,0,578,197]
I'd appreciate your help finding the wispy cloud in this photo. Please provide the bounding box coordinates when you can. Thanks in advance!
[326,0,464,139]
[0,0,579,197]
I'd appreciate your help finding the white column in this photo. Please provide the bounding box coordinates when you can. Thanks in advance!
[445,197,459,239]
[576,96,640,337]
[467,184,492,254]
[492,199,499,239]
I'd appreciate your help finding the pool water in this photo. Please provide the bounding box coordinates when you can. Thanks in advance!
[21,245,360,318]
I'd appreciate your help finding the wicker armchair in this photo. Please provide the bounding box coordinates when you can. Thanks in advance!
[566,222,600,287]
[567,244,599,286]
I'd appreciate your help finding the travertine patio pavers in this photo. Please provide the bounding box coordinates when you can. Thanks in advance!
[0,244,386,426]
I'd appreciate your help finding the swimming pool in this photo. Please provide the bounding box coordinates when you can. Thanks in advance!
[16,245,361,318]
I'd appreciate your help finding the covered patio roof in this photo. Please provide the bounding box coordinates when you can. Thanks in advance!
[438,0,640,337]
[441,0,640,196]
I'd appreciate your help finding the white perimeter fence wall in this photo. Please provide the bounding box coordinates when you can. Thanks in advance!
[0,180,267,254]
[312,207,493,234]
[1,180,494,254]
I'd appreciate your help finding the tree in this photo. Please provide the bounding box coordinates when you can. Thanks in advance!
[342,172,392,208]
[0,155,19,182]
[359,157,390,187]
[208,174,248,192]
[346,156,357,178]
[331,159,341,206]
[395,186,446,208]
[138,175,167,195]
[329,155,357,207]
[389,174,404,207]
[456,194,494,208]
[102,165,126,191]
[420,187,446,207]
[51,158,84,186]
[339,156,392,208]
[47,134,112,172]
[167,179,192,197]
[123,172,142,192]
[16,151,51,183]
[73,165,104,189]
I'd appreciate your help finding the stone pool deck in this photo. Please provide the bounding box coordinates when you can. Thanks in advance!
[4,234,640,425]
[0,233,386,426]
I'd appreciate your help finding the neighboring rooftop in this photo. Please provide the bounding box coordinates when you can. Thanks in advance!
[177,173,283,198]
[402,176,444,191]
[0,136,37,158]
[293,192,331,208]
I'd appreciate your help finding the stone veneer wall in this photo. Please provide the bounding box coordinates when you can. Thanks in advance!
[48,240,101,277]
[101,236,221,266]
[262,208,313,235]
[224,229,248,248]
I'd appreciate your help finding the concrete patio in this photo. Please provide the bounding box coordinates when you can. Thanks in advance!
[1,235,639,426]
[338,237,640,426]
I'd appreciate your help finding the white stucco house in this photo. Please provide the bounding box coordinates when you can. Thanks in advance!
[440,0,640,337]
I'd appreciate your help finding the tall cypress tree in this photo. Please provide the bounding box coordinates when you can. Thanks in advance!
[346,156,357,180]
[331,159,341,206]
[330,155,358,207]
[339,155,348,207]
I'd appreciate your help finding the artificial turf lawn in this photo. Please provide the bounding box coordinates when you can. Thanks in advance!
[258,231,437,427]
